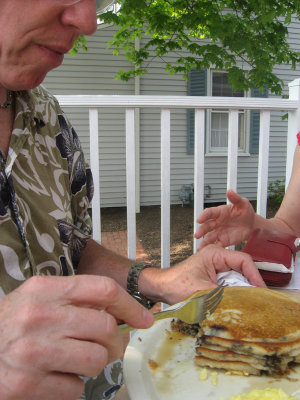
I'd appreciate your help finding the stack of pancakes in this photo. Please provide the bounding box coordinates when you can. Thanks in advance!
[171,287,300,376]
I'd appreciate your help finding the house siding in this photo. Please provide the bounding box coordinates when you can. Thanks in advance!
[44,19,300,207]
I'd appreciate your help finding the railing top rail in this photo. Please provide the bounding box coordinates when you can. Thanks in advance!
[55,94,298,111]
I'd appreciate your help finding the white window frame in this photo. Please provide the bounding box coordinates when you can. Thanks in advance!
[206,70,250,156]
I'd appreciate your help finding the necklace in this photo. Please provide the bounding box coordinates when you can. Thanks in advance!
[0,91,13,109]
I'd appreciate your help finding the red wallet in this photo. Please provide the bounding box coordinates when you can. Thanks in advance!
[242,229,300,287]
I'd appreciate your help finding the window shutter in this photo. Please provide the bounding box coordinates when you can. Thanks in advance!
[249,87,268,154]
[187,69,207,155]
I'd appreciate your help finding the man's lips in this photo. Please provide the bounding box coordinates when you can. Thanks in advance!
[37,44,68,67]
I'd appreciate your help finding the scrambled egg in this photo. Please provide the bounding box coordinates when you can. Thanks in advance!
[211,371,218,386]
[199,368,208,381]
[220,388,298,400]
[198,368,218,386]
[198,368,297,399]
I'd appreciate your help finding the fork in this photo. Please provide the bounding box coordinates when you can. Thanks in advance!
[119,282,225,333]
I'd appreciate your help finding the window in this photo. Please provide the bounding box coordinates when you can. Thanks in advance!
[208,71,248,154]
[186,69,267,156]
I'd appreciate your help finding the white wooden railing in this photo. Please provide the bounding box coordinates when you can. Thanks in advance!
[56,78,300,269]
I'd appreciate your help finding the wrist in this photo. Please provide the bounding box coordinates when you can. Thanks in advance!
[135,264,167,303]
[127,262,160,309]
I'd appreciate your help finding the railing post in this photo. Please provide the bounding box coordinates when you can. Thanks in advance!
[256,110,270,217]
[193,109,205,253]
[287,79,300,188]
[161,109,171,270]
[89,108,101,243]
[227,110,239,195]
[126,108,137,260]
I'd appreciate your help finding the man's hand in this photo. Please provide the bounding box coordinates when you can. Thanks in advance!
[0,275,153,400]
[195,189,255,250]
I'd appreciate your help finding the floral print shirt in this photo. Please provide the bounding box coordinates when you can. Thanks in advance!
[0,86,123,400]
[0,86,93,294]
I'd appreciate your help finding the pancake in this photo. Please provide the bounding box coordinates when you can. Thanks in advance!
[171,287,300,376]
[201,287,300,342]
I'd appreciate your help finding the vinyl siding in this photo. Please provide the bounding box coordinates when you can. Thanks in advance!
[44,27,133,207]
[44,19,300,207]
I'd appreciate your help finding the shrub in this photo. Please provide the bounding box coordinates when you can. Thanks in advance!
[268,179,285,206]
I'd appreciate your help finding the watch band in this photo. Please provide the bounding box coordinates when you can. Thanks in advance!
[127,262,155,309]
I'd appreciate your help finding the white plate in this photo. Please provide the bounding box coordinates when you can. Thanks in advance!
[124,319,300,400]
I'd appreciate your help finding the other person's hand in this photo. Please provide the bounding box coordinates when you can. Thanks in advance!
[0,275,153,400]
[152,244,266,305]
[195,189,255,250]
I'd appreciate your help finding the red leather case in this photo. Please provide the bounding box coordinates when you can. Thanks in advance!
[242,229,298,287]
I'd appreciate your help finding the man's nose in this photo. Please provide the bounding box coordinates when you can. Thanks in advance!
[61,0,98,36]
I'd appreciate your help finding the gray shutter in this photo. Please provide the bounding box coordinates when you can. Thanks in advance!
[249,87,268,154]
[187,69,207,155]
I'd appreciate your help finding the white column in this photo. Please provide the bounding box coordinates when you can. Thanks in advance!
[126,108,137,260]
[161,109,171,269]
[89,108,101,243]
[193,109,205,253]
[256,110,270,217]
[227,110,239,196]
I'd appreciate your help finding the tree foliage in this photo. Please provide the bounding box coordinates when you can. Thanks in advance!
[94,0,300,94]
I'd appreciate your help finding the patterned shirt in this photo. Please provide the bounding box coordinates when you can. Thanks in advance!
[0,86,93,292]
[0,86,122,400]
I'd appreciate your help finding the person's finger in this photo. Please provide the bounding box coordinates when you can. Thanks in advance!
[2,367,84,400]
[226,189,240,202]
[60,307,124,363]
[28,275,154,330]
[9,311,118,377]
[43,372,84,400]
[226,189,245,207]
[196,233,219,251]
[219,248,266,288]
[57,306,118,343]
[28,337,110,377]
[196,206,222,224]
[197,230,230,250]
[194,219,219,238]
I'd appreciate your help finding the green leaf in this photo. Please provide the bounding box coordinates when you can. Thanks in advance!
[72,0,300,93]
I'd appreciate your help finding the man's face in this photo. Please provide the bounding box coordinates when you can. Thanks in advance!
[0,0,97,91]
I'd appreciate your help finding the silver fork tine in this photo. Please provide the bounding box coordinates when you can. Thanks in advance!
[181,282,225,323]
[196,284,225,320]
[205,286,225,314]
[208,296,223,315]
[204,283,225,306]
[201,281,225,302]
[204,293,223,312]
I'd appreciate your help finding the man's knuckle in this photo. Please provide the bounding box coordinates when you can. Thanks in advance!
[19,300,44,330]
[105,312,118,334]
[85,347,108,377]
[242,253,252,262]
[22,275,50,293]
[101,277,119,299]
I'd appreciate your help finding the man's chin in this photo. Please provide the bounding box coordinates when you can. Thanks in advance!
[3,69,49,91]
